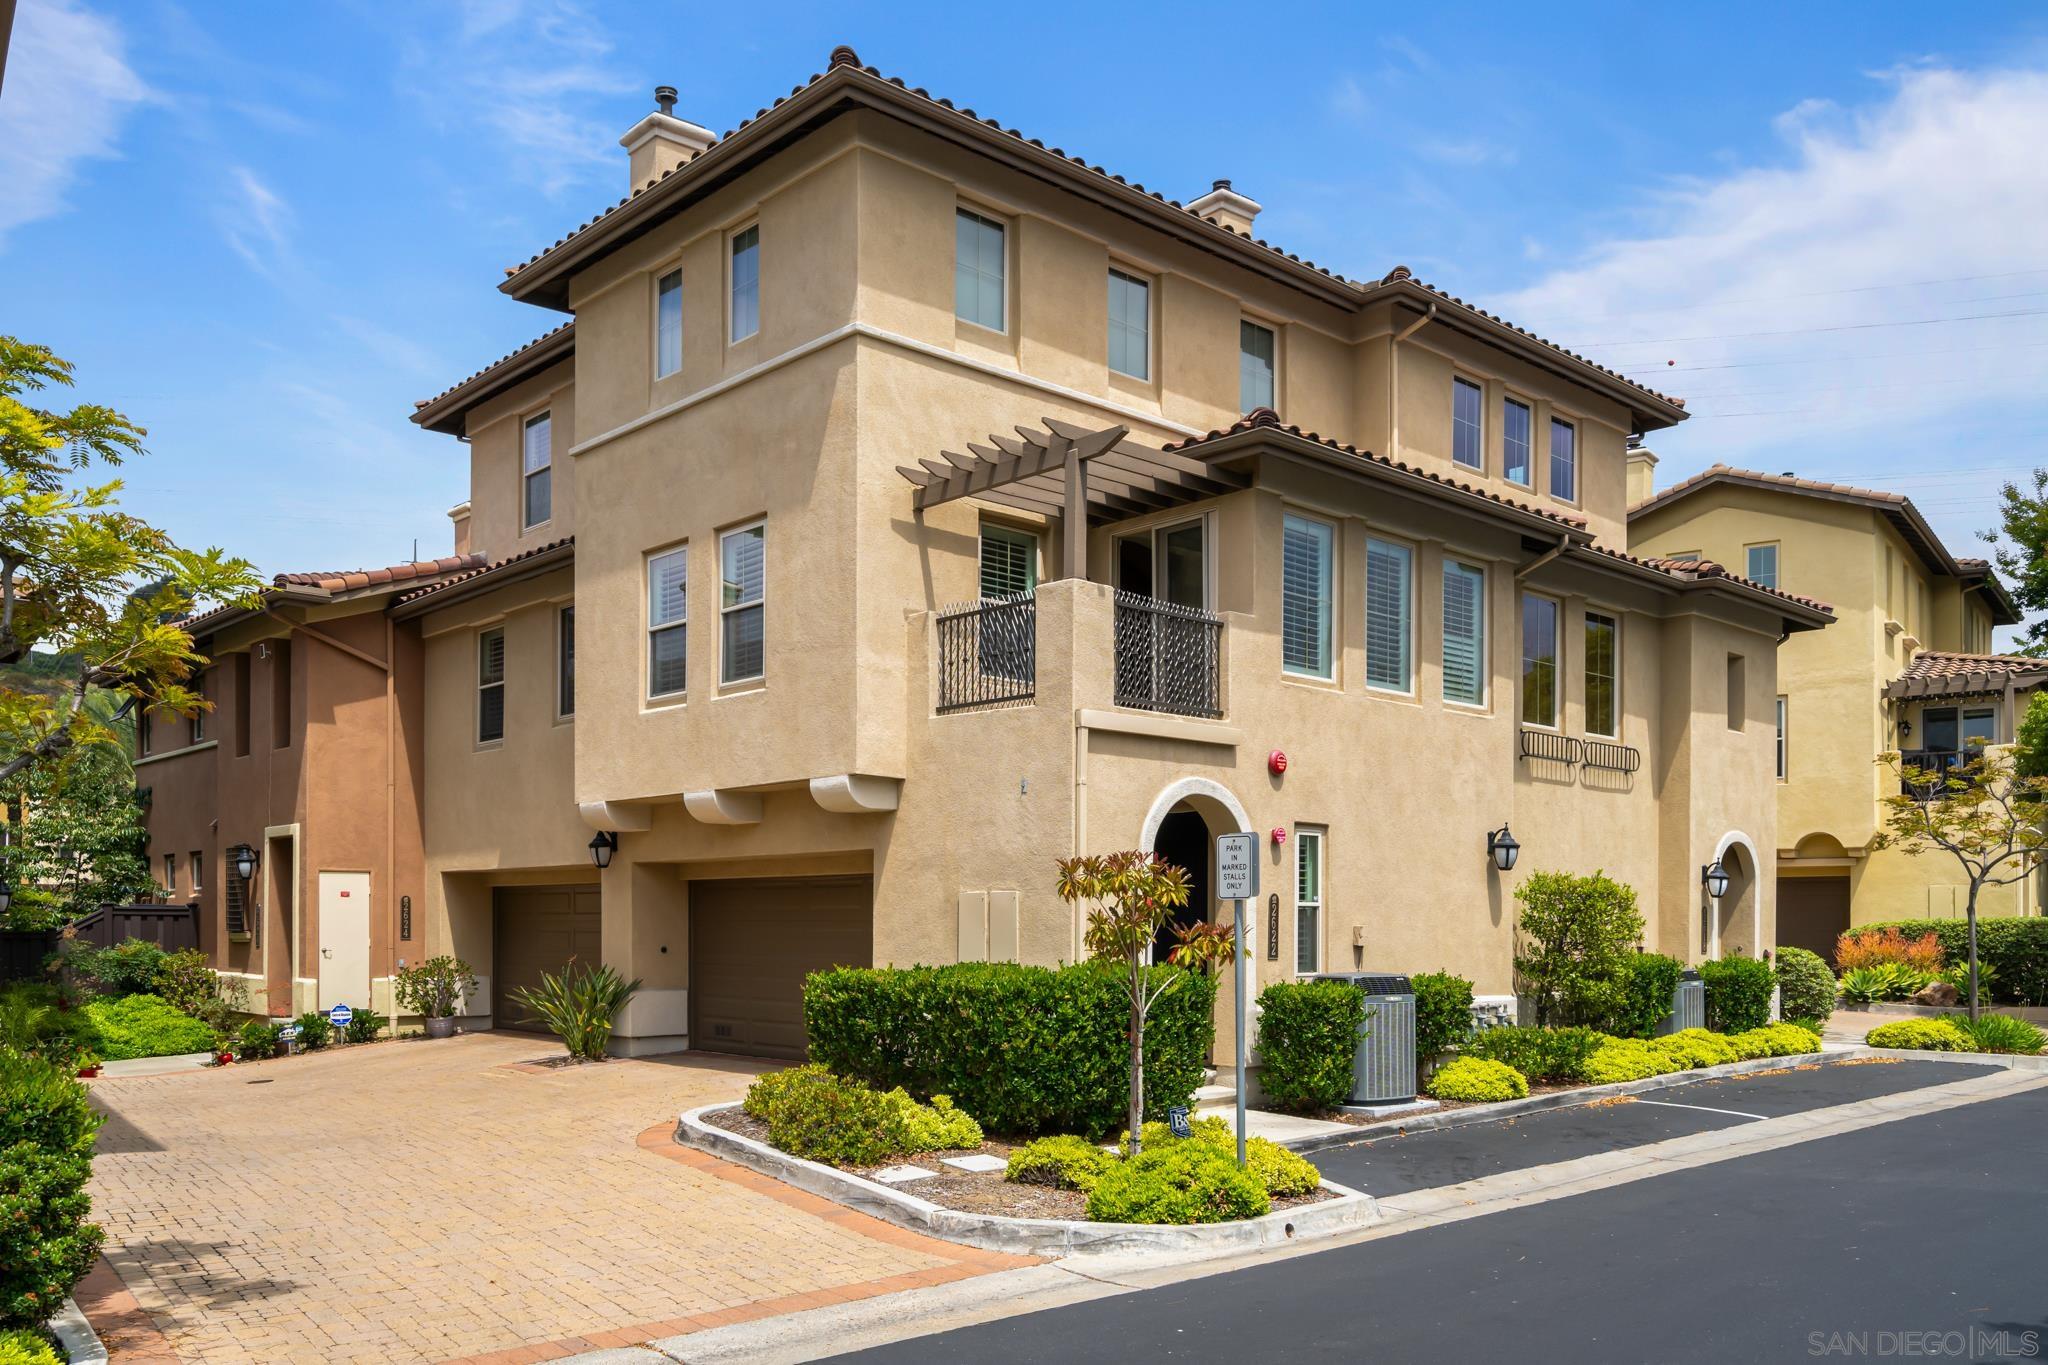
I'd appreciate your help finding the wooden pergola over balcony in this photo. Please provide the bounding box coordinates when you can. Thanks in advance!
[897,417,1247,578]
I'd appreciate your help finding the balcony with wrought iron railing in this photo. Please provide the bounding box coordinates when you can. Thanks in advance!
[934,592,1036,714]
[1112,590,1223,719]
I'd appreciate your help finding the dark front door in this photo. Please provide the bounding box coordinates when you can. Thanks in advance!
[1777,877,1851,967]
[1151,808,1213,963]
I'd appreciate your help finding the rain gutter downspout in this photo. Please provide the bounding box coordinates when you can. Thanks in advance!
[1388,303,1438,462]
[1516,534,1573,581]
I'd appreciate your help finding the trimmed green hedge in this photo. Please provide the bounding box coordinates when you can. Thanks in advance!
[1465,1025,1603,1083]
[804,963,1216,1138]
[1254,979,1365,1114]
[0,1048,105,1329]
[1773,947,1836,1026]
[741,1064,982,1166]
[1699,956,1775,1033]
[82,994,216,1061]
[1612,953,1682,1038]
[1865,1018,1972,1052]
[1412,972,1474,1073]
[1426,1056,1528,1102]
[1854,918,2048,1005]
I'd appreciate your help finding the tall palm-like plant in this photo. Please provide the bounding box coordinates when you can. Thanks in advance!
[508,960,642,1061]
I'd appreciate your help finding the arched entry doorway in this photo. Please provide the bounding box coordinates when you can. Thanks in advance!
[1137,778,1254,961]
[1710,834,1761,958]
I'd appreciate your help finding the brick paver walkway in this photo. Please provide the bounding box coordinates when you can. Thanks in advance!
[85,1034,980,1363]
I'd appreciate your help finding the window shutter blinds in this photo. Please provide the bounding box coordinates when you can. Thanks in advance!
[1365,538,1411,689]
[1443,563,1485,704]
[1282,516,1331,676]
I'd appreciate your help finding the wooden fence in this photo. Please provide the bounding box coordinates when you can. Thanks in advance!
[72,902,201,952]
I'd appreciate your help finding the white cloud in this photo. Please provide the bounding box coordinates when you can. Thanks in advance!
[1500,65,2048,469]
[219,166,293,277]
[0,0,151,241]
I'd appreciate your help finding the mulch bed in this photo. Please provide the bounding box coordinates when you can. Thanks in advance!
[700,1106,1335,1220]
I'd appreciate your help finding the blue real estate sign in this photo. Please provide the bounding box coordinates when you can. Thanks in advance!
[328,1004,353,1030]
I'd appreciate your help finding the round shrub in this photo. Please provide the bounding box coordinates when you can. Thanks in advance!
[1084,1142,1269,1224]
[1006,1135,1116,1193]
[1464,1026,1603,1083]
[1425,1056,1528,1103]
[741,1065,983,1166]
[1412,971,1475,1075]
[0,1327,61,1365]
[1740,1023,1823,1057]
[1610,953,1683,1038]
[1582,1038,1682,1085]
[1865,1018,1972,1051]
[1254,979,1366,1113]
[1773,947,1836,1026]
[1940,1013,2045,1055]
[0,1049,105,1329]
[1699,956,1775,1033]
[1652,1028,1739,1070]
[1118,1116,1322,1198]
[84,994,216,1061]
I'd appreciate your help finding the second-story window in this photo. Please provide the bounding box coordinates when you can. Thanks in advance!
[1107,268,1150,380]
[1746,543,1779,589]
[1549,417,1577,503]
[720,523,766,685]
[477,627,505,744]
[1585,610,1619,738]
[979,523,1037,599]
[558,605,575,719]
[1281,513,1333,679]
[1443,560,1487,706]
[648,546,688,699]
[1452,377,1483,470]
[1502,397,1532,487]
[655,269,683,378]
[1240,320,1276,412]
[522,411,552,530]
[1364,537,1412,692]
[730,224,760,342]
[1521,593,1560,727]
[955,209,1005,331]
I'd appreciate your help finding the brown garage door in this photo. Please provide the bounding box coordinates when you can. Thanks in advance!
[492,885,601,1032]
[689,875,873,1060]
[1777,876,1851,967]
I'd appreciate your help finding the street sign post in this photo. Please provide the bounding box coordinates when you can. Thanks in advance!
[1215,831,1260,1168]
[328,1003,353,1032]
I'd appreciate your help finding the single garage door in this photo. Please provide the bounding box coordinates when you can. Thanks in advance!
[493,885,601,1032]
[689,875,873,1060]
[1777,876,1851,967]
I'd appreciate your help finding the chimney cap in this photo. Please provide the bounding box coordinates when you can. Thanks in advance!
[654,85,677,115]
[1212,178,1232,191]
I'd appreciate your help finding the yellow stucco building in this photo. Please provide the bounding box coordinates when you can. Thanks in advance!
[1628,461,2036,961]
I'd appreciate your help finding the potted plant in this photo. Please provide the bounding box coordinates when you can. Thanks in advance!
[395,956,479,1039]
[76,1052,102,1079]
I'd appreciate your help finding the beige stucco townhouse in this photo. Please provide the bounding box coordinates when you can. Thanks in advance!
[146,49,1831,1064]
[1628,462,2036,961]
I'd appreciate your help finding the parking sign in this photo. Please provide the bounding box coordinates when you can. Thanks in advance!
[1215,831,1259,901]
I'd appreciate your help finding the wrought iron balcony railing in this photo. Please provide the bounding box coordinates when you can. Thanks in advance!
[1113,590,1223,719]
[935,593,1036,713]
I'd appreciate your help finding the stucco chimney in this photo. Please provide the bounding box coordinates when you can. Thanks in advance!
[619,85,714,191]
[1187,179,1263,235]
[448,501,472,557]
[1626,443,1659,506]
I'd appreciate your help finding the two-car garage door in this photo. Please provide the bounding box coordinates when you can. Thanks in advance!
[690,875,872,1060]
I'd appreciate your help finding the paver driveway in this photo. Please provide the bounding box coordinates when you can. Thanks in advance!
[85,1033,986,1364]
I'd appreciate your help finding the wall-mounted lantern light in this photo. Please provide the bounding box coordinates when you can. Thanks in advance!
[1898,717,1913,740]
[228,843,259,883]
[1487,825,1520,873]
[0,883,12,916]
[1702,859,1730,900]
[588,831,618,870]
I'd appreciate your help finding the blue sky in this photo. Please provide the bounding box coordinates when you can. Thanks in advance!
[5,0,2047,638]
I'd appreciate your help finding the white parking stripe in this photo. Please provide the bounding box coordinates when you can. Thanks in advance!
[1633,1098,1768,1121]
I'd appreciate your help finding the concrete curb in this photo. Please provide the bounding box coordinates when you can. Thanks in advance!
[94,1051,214,1079]
[1280,1050,1850,1154]
[48,1296,108,1364]
[1850,1045,2048,1071]
[676,1104,1380,1258]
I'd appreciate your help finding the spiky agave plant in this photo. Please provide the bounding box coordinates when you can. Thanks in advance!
[508,960,642,1061]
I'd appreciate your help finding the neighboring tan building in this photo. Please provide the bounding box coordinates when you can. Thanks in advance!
[151,51,1831,1062]
[1627,462,2031,961]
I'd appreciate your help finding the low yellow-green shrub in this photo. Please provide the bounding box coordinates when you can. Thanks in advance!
[741,1065,983,1166]
[1117,1116,1323,1197]
[1084,1142,1269,1224]
[1737,1023,1824,1057]
[1005,1135,1116,1193]
[0,1329,61,1365]
[1425,1056,1528,1102]
[1582,1038,1681,1085]
[1865,1018,1972,1052]
[1653,1028,1740,1070]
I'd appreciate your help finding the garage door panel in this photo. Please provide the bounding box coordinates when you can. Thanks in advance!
[493,886,601,1033]
[690,876,872,1060]
[1777,877,1851,967]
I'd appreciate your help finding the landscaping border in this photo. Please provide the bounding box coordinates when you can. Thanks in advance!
[676,1103,1380,1258]
[47,1296,108,1365]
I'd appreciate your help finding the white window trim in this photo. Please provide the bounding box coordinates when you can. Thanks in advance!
[1281,510,1337,682]
[646,543,689,702]
[1744,541,1781,589]
[1584,607,1622,739]
[476,626,505,748]
[1294,826,1325,977]
[521,409,553,532]
[1240,314,1280,414]
[727,221,761,345]
[1363,533,1416,697]
[1442,558,1490,710]
[1519,591,1564,732]
[1106,264,1154,383]
[719,519,766,687]
[954,204,1010,336]
[653,267,684,379]
[1451,373,1486,473]
[1501,394,1535,489]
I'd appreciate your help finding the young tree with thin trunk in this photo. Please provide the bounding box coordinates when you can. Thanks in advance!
[0,338,259,786]
[1876,746,2048,1021]
[1056,850,1196,1155]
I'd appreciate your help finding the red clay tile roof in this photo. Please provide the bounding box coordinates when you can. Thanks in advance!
[275,555,485,593]
[1631,464,1915,516]
[1166,408,1592,533]
[411,321,575,433]
[493,50,1684,423]
[393,537,574,608]
[1588,546,1834,617]
[1899,650,2048,682]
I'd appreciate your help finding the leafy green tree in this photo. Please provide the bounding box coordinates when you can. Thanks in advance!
[2015,690,2048,782]
[2,739,153,922]
[1511,870,1645,1027]
[1987,472,2048,655]
[0,338,259,785]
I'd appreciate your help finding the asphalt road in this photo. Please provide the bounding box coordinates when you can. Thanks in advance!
[835,1067,2044,1364]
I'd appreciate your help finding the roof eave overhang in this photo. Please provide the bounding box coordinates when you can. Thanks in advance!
[411,325,577,435]
[1883,670,2048,701]
[390,542,576,620]
[1558,545,1833,634]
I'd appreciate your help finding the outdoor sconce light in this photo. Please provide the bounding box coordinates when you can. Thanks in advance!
[1487,825,1520,873]
[0,883,12,916]
[588,831,618,870]
[1702,860,1730,900]
[228,843,259,883]
[1898,717,1913,739]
